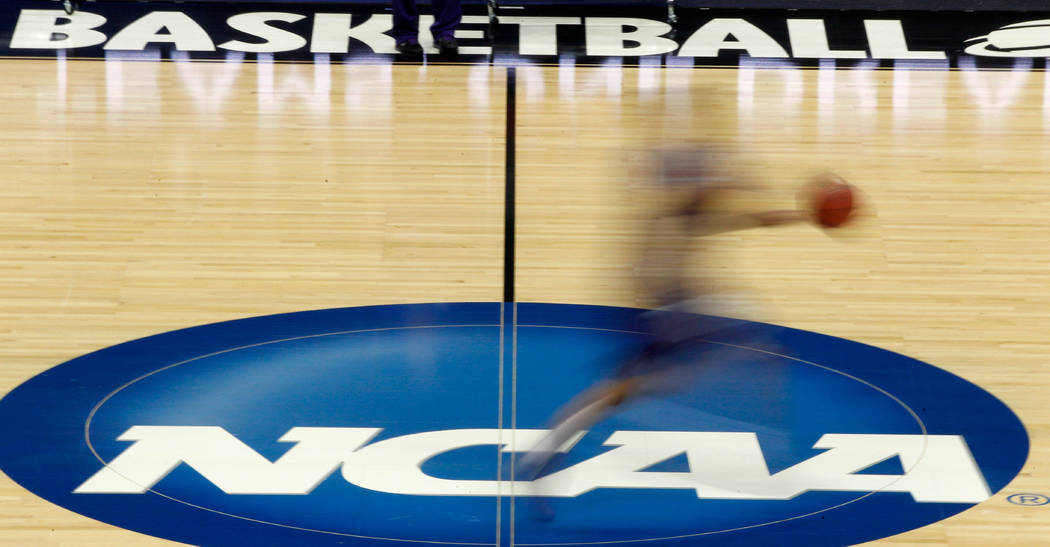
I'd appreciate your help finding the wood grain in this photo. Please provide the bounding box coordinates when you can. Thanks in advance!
[1,57,1048,545]
[516,64,1050,546]
[0,59,505,545]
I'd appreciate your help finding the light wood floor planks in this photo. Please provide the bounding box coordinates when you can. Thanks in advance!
[1,57,1048,545]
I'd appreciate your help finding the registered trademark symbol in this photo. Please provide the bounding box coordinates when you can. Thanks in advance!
[1007,493,1050,506]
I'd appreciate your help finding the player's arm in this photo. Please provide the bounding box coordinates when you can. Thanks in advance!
[691,209,806,234]
[750,209,807,226]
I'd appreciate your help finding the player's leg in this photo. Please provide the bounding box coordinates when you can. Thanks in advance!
[519,380,629,477]
[430,0,462,52]
[391,0,423,53]
[516,380,633,522]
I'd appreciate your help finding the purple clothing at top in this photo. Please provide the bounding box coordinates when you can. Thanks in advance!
[392,0,462,42]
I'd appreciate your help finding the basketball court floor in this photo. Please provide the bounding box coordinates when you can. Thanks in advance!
[1,5,1049,545]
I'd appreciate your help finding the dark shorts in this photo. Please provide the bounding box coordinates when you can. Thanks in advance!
[615,307,754,379]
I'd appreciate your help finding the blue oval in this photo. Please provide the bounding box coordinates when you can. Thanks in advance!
[0,303,1029,546]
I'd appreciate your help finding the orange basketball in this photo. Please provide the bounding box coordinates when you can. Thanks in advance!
[811,175,856,228]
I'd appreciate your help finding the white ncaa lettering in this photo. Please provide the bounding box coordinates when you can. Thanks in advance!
[220,12,308,53]
[584,18,678,57]
[342,429,568,495]
[8,10,954,62]
[450,16,493,56]
[764,434,991,502]
[534,431,773,498]
[787,20,867,59]
[310,13,396,54]
[678,18,789,58]
[499,17,581,56]
[415,15,492,55]
[75,426,380,494]
[10,9,108,49]
[76,427,991,503]
[104,11,216,51]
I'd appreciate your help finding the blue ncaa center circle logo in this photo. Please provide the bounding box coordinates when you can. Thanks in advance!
[0,303,1029,546]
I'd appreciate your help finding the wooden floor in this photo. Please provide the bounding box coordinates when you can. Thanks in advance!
[1,57,1049,545]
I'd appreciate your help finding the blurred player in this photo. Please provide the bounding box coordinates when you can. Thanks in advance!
[516,145,816,521]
